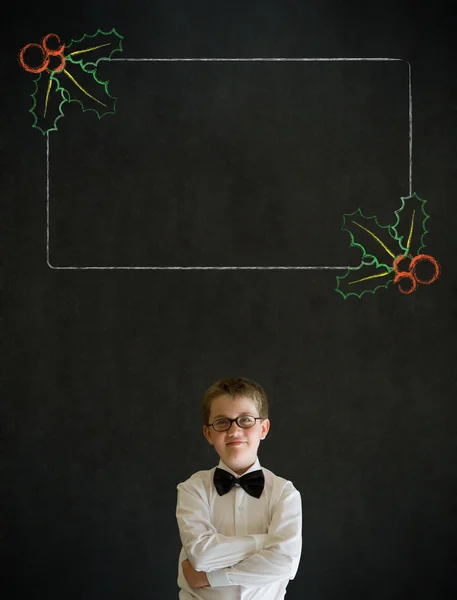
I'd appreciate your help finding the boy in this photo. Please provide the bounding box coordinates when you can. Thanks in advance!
[176,377,302,599]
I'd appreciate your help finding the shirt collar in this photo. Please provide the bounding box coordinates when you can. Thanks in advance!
[217,457,261,477]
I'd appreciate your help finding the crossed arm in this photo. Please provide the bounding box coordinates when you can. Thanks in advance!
[176,481,302,588]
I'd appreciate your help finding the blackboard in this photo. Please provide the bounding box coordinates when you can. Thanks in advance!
[3,1,457,599]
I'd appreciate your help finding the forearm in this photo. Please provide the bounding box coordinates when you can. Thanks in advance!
[184,532,267,572]
[206,544,301,587]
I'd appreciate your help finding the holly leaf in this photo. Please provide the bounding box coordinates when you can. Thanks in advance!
[58,57,118,118]
[390,192,430,257]
[30,72,69,135]
[341,208,399,270]
[335,258,395,299]
[62,29,123,118]
[65,28,124,70]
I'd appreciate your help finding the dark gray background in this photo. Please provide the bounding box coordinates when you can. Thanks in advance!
[2,1,457,599]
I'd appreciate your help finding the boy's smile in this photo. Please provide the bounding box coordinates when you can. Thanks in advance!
[203,394,270,475]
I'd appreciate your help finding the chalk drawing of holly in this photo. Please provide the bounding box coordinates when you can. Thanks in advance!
[18,29,123,134]
[336,193,441,299]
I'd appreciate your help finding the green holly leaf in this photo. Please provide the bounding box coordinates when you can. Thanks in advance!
[30,72,69,135]
[65,28,124,70]
[59,55,118,118]
[335,258,395,299]
[62,28,123,120]
[341,208,398,270]
[390,192,430,257]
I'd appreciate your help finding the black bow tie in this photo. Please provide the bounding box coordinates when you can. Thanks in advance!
[214,467,265,499]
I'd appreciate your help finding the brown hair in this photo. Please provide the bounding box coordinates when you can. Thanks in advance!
[202,377,269,425]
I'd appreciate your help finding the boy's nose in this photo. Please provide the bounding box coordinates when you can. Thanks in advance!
[227,421,243,432]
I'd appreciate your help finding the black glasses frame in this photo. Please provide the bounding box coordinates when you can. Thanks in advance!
[206,416,264,432]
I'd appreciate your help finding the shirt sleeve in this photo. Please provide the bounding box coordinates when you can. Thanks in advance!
[206,481,302,588]
[176,480,267,572]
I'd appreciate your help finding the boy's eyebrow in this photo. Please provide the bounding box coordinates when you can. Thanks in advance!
[212,412,255,420]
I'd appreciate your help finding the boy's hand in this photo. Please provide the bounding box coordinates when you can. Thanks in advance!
[182,559,210,588]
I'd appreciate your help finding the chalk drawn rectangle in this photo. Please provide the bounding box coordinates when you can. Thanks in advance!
[47,59,411,269]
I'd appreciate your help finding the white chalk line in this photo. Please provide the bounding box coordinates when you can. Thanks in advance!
[111,57,404,62]
[408,61,412,196]
[47,57,412,270]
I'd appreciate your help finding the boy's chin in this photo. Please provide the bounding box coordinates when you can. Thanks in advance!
[220,449,257,465]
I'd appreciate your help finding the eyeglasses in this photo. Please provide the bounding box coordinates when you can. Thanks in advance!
[206,415,264,432]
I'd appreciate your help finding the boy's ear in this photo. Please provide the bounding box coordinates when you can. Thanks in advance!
[260,418,270,440]
[203,425,214,445]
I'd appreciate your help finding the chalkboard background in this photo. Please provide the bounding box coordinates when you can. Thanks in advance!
[2,1,457,599]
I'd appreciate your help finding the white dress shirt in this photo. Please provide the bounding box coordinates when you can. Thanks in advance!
[176,457,302,600]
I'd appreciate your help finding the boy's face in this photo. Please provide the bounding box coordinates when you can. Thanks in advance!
[203,394,270,476]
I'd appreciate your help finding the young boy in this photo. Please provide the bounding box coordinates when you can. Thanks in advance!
[176,377,302,599]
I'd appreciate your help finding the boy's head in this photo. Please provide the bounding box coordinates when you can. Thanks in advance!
[202,377,270,475]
